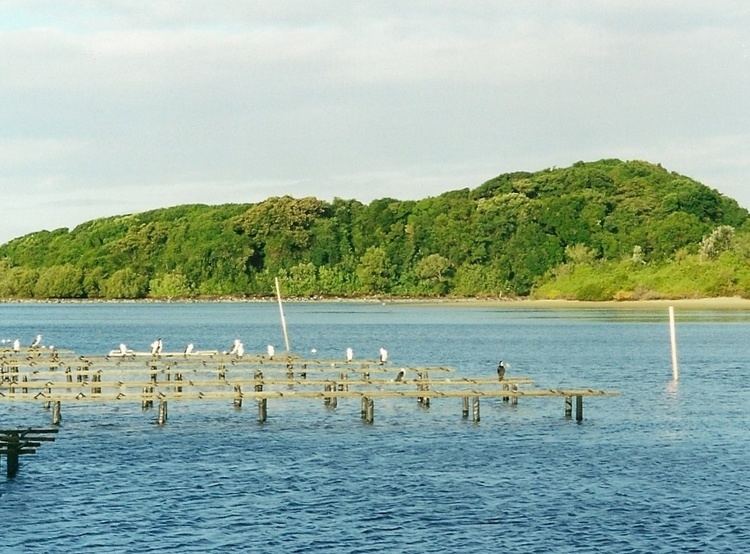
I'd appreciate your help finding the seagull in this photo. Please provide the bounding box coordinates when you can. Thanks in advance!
[379,347,388,365]
[497,360,507,381]
[184,343,195,355]
[13,339,20,352]
[119,343,129,356]
[150,338,163,356]
[394,368,406,382]
[235,341,245,358]
[267,344,275,360]
[228,339,241,355]
[346,347,354,363]
[30,334,42,348]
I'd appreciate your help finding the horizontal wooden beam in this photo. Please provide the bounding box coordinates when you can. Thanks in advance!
[0,387,617,403]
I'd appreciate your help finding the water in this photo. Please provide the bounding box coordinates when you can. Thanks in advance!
[1,302,748,553]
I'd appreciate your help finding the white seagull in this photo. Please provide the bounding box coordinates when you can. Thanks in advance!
[150,338,163,356]
[267,344,275,359]
[346,347,354,363]
[379,347,388,365]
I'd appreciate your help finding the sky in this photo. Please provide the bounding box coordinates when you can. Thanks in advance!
[0,1,748,243]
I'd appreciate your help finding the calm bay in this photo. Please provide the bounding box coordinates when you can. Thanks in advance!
[1,301,748,553]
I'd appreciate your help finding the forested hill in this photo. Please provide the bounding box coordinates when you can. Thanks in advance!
[1,159,748,300]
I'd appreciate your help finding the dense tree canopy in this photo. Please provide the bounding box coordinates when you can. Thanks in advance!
[0,159,747,300]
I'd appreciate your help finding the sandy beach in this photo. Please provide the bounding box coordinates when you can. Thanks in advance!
[388,296,750,310]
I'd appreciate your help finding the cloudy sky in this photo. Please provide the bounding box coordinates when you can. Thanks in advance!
[1,1,748,243]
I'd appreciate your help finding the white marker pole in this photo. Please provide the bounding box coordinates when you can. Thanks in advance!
[669,306,679,381]
[275,277,291,352]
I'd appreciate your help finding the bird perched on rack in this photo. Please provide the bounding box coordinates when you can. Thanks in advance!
[30,334,42,348]
[379,347,388,365]
[394,368,406,382]
[150,338,163,356]
[497,361,507,381]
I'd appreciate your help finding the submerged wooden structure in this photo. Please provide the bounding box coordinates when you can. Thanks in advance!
[0,346,618,477]
[0,428,58,478]
[0,347,616,425]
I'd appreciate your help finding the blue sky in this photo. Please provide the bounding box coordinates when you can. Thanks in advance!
[1,1,748,243]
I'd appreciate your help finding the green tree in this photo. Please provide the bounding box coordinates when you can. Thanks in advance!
[102,268,148,299]
[699,225,735,260]
[149,271,192,298]
[414,254,452,294]
[0,267,38,298]
[34,264,84,298]
[356,246,393,293]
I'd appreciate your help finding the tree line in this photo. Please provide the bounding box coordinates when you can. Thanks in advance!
[0,159,747,300]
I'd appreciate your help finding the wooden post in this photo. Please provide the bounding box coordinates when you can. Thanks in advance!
[175,373,183,393]
[564,396,572,419]
[418,370,430,408]
[142,387,153,410]
[157,400,168,425]
[6,432,19,478]
[462,396,469,418]
[258,398,267,423]
[575,395,583,422]
[502,383,510,402]
[254,370,263,392]
[472,397,480,423]
[324,383,331,407]
[511,384,518,406]
[361,397,374,423]
[365,398,374,424]
[52,401,62,425]
[233,385,243,408]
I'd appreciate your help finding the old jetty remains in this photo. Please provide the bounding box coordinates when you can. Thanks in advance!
[0,347,616,426]
[0,346,618,477]
[0,428,58,478]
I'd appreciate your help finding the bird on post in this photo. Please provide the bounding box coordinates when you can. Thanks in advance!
[394,368,406,382]
[150,338,163,356]
[30,334,42,348]
[497,361,507,381]
[346,347,354,363]
[379,347,388,365]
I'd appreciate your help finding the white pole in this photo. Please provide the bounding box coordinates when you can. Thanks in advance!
[669,306,679,381]
[275,277,291,352]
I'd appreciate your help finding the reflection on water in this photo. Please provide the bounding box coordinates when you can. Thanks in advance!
[0,302,748,552]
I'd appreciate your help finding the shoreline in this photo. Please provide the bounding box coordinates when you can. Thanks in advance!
[2,295,750,310]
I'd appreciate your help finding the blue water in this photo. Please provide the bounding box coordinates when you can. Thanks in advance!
[1,302,748,553]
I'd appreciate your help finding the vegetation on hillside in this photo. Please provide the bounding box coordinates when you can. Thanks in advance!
[0,159,747,300]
